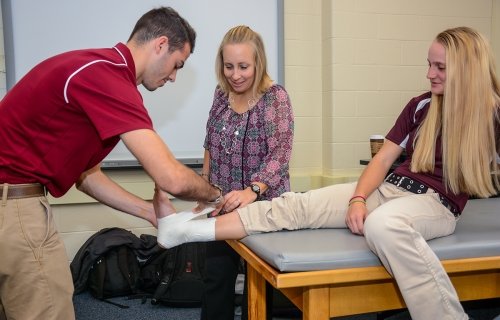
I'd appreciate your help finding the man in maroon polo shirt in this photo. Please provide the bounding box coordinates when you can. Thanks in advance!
[0,7,223,320]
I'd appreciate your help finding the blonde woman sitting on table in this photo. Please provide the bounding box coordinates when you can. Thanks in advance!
[155,26,500,320]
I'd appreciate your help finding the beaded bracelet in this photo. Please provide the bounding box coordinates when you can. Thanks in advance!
[348,199,366,206]
[349,195,366,203]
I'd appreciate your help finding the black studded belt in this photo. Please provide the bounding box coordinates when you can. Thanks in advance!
[385,173,460,217]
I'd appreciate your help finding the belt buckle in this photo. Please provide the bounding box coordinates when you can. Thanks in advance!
[395,176,405,188]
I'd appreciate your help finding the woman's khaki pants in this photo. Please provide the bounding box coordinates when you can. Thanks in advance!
[238,182,468,320]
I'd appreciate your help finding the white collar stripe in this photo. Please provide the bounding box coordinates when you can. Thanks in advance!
[63,47,128,103]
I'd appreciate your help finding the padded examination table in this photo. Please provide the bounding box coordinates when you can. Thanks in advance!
[227,198,500,319]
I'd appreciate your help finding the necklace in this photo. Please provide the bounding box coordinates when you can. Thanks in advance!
[228,93,257,111]
[221,112,250,154]
[221,94,256,154]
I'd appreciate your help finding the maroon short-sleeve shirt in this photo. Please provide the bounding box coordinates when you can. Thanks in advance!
[386,91,500,212]
[0,43,153,197]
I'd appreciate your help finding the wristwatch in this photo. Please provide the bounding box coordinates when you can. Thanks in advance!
[250,183,261,200]
[207,184,223,205]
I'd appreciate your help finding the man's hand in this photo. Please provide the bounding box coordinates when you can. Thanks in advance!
[195,199,224,217]
[196,184,224,217]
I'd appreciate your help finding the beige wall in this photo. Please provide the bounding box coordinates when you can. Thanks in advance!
[285,0,498,187]
[0,1,499,260]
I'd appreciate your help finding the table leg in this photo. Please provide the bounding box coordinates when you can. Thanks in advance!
[246,262,267,319]
[303,286,329,320]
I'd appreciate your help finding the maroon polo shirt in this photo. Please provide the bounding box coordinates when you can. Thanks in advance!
[0,43,153,197]
[385,92,469,212]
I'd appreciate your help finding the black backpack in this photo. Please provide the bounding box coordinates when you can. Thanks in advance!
[88,244,141,300]
[139,242,206,307]
[71,228,206,308]
[71,227,161,309]
[71,227,161,296]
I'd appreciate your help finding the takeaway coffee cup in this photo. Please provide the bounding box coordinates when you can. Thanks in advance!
[370,135,384,157]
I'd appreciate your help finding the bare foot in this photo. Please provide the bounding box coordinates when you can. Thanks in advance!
[156,207,216,248]
[153,186,176,219]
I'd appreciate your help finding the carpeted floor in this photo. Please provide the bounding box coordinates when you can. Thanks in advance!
[73,291,500,320]
[74,291,200,320]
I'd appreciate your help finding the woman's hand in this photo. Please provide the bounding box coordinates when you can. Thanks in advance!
[345,202,368,235]
[222,188,257,213]
[344,140,403,235]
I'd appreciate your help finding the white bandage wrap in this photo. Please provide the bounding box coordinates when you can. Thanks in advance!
[157,208,216,248]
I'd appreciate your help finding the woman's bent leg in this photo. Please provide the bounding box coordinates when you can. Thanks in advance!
[363,189,466,320]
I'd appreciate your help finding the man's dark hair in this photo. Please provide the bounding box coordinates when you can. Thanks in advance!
[128,7,196,53]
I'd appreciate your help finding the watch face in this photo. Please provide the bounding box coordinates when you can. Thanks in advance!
[251,184,260,194]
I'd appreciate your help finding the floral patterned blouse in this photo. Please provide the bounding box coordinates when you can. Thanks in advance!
[203,84,294,200]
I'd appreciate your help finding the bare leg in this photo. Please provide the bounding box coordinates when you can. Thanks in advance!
[156,209,248,248]
[214,211,248,240]
[154,187,216,248]
[155,180,248,245]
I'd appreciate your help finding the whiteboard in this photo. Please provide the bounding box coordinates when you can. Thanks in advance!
[2,0,283,167]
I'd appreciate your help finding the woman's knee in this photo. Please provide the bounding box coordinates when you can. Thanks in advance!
[364,212,401,250]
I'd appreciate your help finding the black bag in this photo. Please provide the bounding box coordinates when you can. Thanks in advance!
[70,227,160,295]
[88,245,141,300]
[71,227,206,308]
[139,242,206,307]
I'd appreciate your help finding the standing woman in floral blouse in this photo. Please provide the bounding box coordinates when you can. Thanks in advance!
[199,25,294,320]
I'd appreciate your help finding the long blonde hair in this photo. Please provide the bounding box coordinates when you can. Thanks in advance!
[215,25,272,97]
[411,27,500,197]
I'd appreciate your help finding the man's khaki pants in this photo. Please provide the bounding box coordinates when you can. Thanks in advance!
[0,189,75,320]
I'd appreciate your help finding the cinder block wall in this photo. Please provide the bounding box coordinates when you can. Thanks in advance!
[0,1,498,261]
[285,0,498,188]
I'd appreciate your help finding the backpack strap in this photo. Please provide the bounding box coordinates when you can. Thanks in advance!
[93,257,107,299]
[95,250,131,309]
[101,299,130,309]
[151,247,178,305]
[117,246,137,292]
